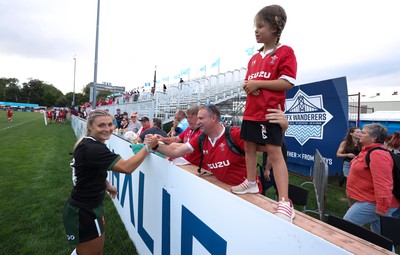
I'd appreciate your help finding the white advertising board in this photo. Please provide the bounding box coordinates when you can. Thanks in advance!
[105,134,351,255]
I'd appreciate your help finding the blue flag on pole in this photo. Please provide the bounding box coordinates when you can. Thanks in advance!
[199,65,206,72]
[211,58,220,68]
[162,76,169,82]
[181,68,190,75]
[173,74,180,80]
[245,46,255,56]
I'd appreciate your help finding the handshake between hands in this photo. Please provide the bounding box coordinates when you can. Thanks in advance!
[144,134,164,147]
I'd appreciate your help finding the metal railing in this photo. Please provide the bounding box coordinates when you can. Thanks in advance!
[87,68,247,124]
[301,149,329,221]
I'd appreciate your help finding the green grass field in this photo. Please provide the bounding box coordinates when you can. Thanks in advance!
[0,111,138,255]
[0,110,359,254]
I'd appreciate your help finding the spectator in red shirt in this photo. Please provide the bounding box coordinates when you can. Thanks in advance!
[160,105,201,165]
[344,123,400,234]
[146,104,290,198]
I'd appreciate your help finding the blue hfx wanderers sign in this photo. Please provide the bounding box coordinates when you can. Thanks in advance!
[285,90,333,146]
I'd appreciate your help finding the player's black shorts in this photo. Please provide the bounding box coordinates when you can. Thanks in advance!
[240,120,282,146]
[63,202,105,244]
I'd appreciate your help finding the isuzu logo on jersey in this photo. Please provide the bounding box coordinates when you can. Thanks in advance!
[284,90,333,146]
[247,71,271,80]
[207,160,231,170]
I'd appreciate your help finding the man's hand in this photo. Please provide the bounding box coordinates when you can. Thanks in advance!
[265,105,288,132]
[144,134,160,149]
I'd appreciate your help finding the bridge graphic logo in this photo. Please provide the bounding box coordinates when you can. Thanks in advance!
[285,90,333,145]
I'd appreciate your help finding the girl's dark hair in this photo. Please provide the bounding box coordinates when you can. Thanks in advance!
[256,5,287,45]
[387,131,400,150]
[343,127,361,152]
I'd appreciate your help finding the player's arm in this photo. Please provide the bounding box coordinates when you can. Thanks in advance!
[112,138,158,174]
[167,142,185,150]
[160,135,182,144]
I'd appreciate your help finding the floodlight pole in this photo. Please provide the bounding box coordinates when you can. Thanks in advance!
[92,0,101,109]
[72,55,76,106]
[153,65,157,92]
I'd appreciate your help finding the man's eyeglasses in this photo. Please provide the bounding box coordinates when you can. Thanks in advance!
[130,116,137,118]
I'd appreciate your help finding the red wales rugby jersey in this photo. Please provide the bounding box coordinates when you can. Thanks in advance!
[179,127,201,165]
[244,45,297,121]
[188,126,261,191]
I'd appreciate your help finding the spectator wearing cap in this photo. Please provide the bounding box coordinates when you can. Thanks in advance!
[127,111,142,133]
[137,118,167,143]
[137,116,151,135]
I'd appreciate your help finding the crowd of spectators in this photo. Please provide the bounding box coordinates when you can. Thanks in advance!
[62,98,400,253]
[82,88,153,108]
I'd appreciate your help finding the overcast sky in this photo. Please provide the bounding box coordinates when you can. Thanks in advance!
[1,0,399,97]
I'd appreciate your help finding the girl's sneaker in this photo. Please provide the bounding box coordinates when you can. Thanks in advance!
[231,179,259,194]
[275,198,295,222]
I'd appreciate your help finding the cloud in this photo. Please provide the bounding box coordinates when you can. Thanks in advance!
[1,0,400,96]
[0,0,93,59]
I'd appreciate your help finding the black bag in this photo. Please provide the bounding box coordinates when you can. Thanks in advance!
[197,126,244,173]
[365,147,400,200]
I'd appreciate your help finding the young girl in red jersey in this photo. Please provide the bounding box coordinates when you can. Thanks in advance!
[231,5,297,222]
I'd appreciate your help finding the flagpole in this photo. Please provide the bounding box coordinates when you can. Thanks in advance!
[153,65,157,92]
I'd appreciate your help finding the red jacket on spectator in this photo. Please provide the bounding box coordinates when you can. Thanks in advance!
[347,143,400,213]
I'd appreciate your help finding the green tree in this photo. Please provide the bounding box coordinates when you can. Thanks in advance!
[0,78,19,102]
[5,81,21,102]
[42,90,59,107]
[37,84,62,107]
[82,83,112,104]
[21,79,44,103]
[54,96,69,107]
[97,90,112,103]
[19,79,64,107]
[65,92,87,106]
[83,83,91,97]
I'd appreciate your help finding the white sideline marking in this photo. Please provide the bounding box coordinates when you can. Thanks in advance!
[0,118,40,132]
